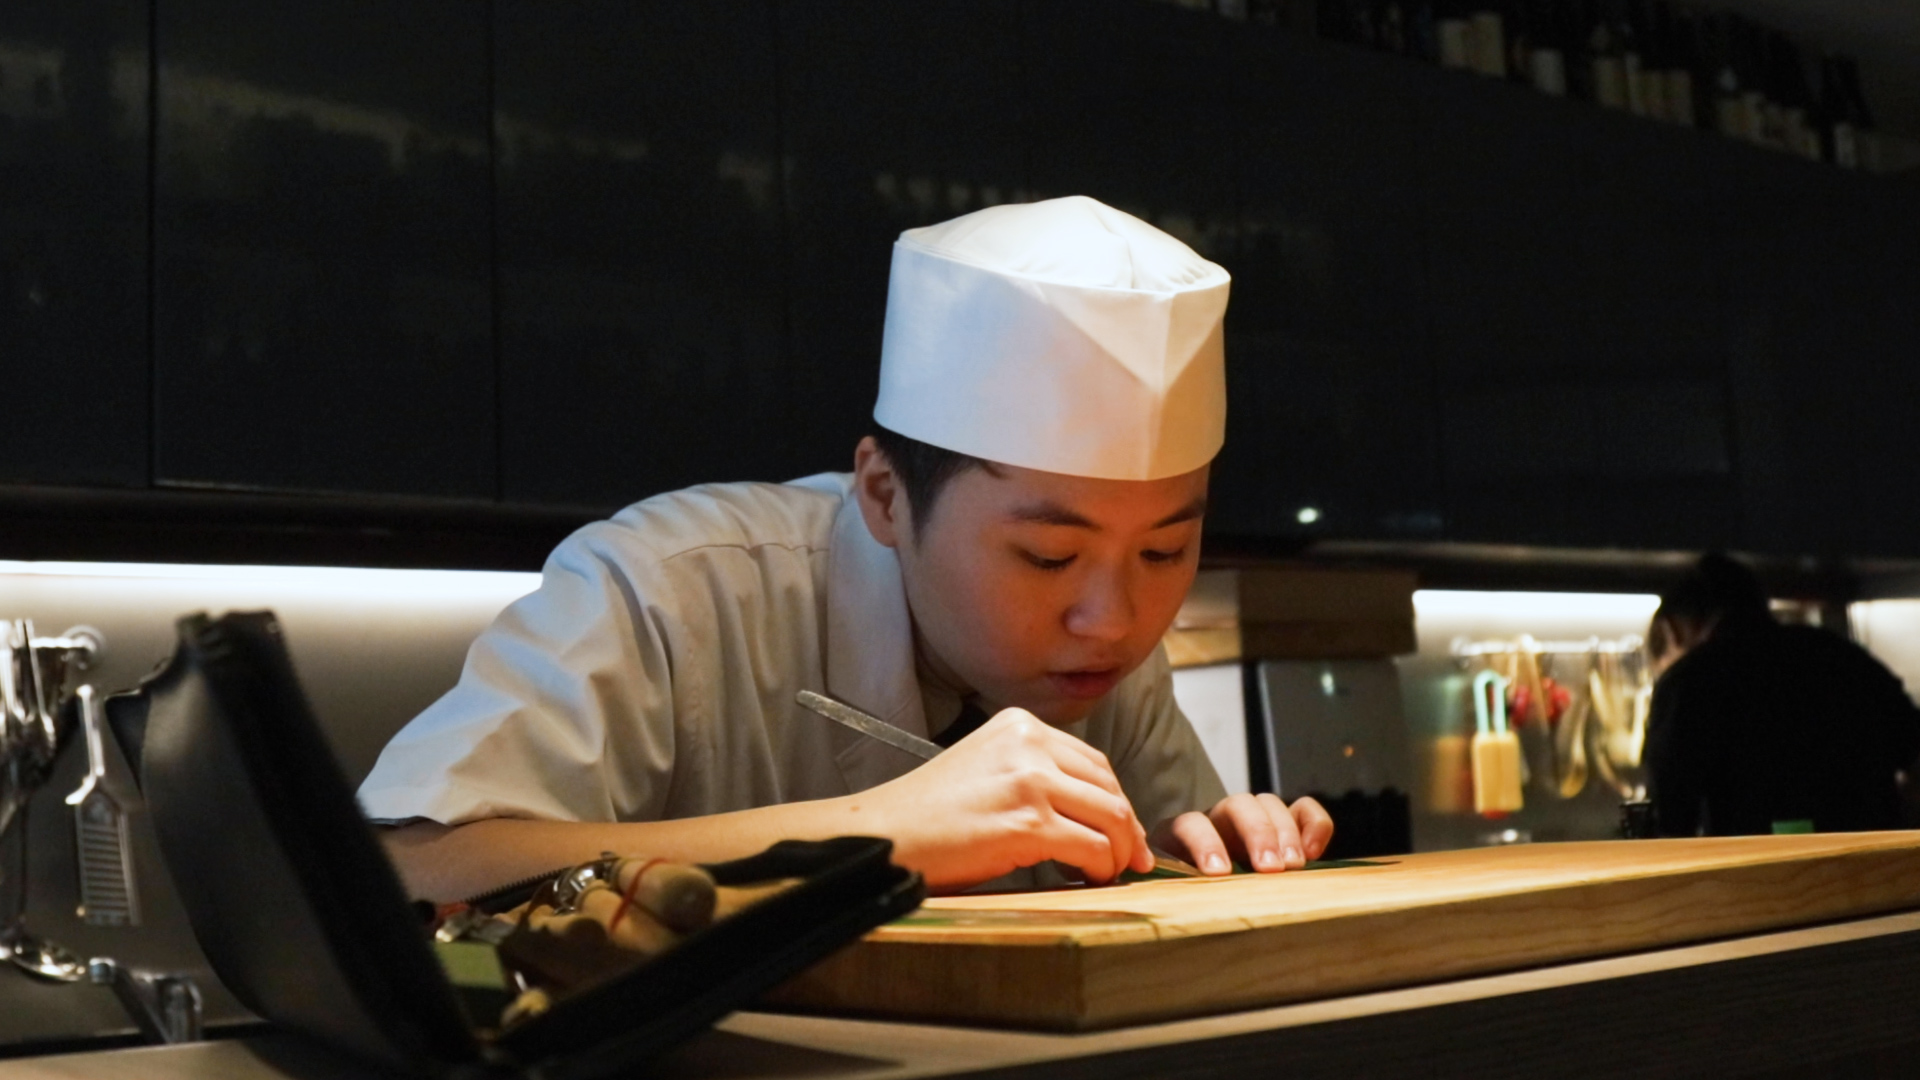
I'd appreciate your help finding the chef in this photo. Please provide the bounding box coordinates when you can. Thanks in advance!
[361,195,1333,899]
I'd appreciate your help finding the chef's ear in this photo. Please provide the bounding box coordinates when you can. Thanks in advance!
[853,436,911,550]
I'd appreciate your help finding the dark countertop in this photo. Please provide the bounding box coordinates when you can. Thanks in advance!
[3,909,1918,1079]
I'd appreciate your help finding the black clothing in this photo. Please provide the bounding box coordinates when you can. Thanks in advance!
[1647,619,1920,837]
[930,700,991,749]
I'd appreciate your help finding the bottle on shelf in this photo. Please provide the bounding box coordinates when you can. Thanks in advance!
[1632,1,1669,122]
[1526,0,1570,97]
[1247,0,1286,26]
[1411,0,1440,63]
[1467,2,1508,78]
[1664,6,1700,128]
[1587,0,1628,110]
[1708,15,1749,140]
[1436,0,1474,71]
[1819,54,1873,169]
[1774,34,1822,160]
[1619,0,1649,117]
[1563,0,1597,101]
[1735,18,1772,147]
[1379,1,1413,56]
[1759,31,1791,151]
[1315,0,1351,44]
[1505,0,1535,86]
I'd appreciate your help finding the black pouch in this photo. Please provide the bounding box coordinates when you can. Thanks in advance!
[105,611,924,1079]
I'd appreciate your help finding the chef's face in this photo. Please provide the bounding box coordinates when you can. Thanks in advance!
[854,438,1208,724]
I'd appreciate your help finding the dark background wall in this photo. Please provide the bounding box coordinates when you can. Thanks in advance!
[2,0,1918,568]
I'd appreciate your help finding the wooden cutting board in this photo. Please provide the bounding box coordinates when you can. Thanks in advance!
[768,833,1920,1031]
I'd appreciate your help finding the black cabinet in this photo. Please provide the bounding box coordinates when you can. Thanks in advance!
[1714,144,1920,559]
[1418,73,1738,550]
[0,0,150,487]
[495,0,789,508]
[778,0,1029,477]
[12,0,1920,566]
[1210,27,1441,543]
[151,0,494,498]
[1023,0,1235,249]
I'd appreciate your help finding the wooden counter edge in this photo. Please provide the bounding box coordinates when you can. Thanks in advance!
[768,844,1920,1030]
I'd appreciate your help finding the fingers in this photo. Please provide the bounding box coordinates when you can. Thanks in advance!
[1016,770,1147,881]
[1209,793,1308,872]
[1289,796,1335,861]
[1167,811,1234,875]
[1256,793,1307,869]
[977,710,1151,875]
[1211,793,1287,871]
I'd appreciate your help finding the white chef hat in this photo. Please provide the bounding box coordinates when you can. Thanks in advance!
[873,195,1230,481]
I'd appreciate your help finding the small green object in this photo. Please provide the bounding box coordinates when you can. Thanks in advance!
[1116,856,1391,883]
[1118,864,1209,883]
[1771,819,1816,835]
[433,938,508,990]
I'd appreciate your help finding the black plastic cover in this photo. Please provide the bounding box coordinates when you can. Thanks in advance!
[127,611,924,1079]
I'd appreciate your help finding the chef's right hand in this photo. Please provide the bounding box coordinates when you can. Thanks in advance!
[861,707,1154,893]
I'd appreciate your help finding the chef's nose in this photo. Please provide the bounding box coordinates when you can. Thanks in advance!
[1063,567,1134,643]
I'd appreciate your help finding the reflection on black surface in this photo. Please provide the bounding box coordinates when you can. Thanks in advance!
[1211,25,1444,543]
[495,1,789,507]
[780,0,1032,478]
[152,0,493,498]
[0,2,149,487]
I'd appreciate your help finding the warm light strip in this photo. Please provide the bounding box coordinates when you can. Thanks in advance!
[0,560,542,598]
[1414,589,1661,622]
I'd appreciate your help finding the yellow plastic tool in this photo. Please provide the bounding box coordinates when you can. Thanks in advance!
[1471,670,1523,815]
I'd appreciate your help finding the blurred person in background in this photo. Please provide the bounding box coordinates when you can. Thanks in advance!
[1646,554,1920,837]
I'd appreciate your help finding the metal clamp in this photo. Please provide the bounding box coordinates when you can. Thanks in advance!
[87,958,202,1044]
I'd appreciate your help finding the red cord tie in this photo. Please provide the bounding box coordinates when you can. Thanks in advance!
[606,858,664,934]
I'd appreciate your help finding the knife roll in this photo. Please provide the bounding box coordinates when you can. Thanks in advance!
[436,855,802,1034]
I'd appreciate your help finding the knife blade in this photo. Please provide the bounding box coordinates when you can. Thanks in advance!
[794,689,1203,879]
[796,689,943,761]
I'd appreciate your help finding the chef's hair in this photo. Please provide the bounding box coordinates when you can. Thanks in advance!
[868,422,986,537]
[1654,553,1771,630]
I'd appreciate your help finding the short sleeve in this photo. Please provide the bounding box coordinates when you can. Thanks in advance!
[356,522,679,826]
[1100,645,1229,831]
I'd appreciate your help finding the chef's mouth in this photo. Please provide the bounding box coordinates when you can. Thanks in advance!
[1047,668,1123,700]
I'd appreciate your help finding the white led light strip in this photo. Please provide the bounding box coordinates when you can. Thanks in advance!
[0,561,542,599]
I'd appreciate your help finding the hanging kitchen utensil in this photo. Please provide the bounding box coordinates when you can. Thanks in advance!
[1552,674,1590,800]
[1471,669,1523,815]
[66,685,139,927]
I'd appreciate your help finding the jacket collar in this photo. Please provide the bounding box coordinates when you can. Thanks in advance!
[821,476,929,793]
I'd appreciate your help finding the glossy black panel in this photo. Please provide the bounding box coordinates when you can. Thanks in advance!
[1419,75,1738,548]
[1716,146,1920,559]
[1210,28,1440,542]
[497,1,788,507]
[779,0,1029,477]
[153,0,493,497]
[0,1,149,486]
[1023,0,1234,236]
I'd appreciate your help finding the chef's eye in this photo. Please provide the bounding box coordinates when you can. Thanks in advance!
[1141,546,1187,565]
[1020,550,1077,571]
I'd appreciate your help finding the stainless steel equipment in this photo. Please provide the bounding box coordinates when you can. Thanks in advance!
[0,621,103,981]
[66,685,139,928]
[0,619,204,1043]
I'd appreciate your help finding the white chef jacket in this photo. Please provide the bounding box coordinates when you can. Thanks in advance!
[357,473,1226,837]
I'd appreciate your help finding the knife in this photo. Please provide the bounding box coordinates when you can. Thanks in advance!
[794,689,1204,879]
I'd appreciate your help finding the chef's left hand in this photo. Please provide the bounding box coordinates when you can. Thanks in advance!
[1156,794,1334,875]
